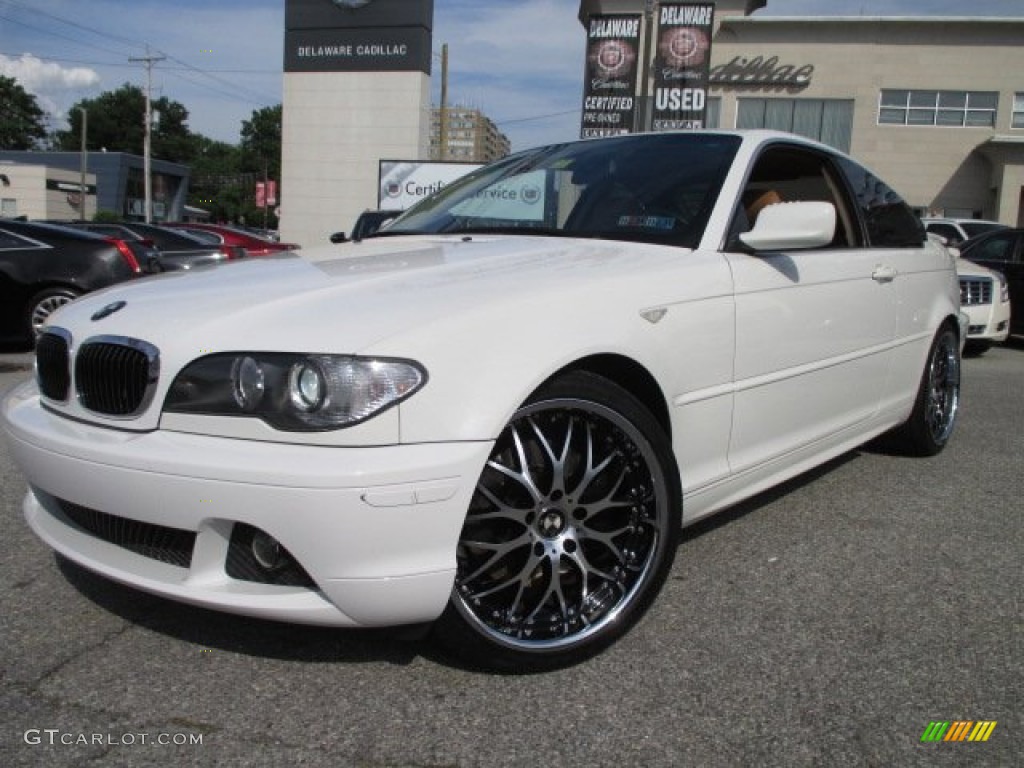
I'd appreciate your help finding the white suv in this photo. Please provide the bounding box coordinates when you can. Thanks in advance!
[956,258,1012,354]
[923,217,1007,246]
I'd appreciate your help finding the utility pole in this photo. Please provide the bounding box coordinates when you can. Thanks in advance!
[129,49,165,223]
[439,43,449,161]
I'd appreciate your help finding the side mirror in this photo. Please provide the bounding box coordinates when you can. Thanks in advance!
[739,201,836,252]
[329,232,348,244]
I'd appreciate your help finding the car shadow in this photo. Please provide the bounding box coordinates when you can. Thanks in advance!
[55,554,427,667]
[678,451,860,542]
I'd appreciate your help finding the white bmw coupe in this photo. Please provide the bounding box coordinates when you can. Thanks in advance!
[2,131,964,671]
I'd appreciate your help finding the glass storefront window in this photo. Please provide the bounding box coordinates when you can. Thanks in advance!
[878,89,997,128]
[1014,93,1024,129]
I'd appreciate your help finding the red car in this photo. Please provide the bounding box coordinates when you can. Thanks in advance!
[163,223,299,256]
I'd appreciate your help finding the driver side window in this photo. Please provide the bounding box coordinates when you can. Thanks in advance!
[733,145,861,249]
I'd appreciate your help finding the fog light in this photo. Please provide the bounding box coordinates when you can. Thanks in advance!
[251,531,285,570]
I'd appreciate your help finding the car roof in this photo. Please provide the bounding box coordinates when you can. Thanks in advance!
[2,219,111,242]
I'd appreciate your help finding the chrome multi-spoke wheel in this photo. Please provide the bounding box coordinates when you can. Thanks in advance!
[923,330,960,446]
[893,325,961,456]
[435,372,679,671]
[28,289,78,339]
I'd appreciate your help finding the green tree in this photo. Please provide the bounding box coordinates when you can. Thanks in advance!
[240,104,282,180]
[55,84,194,163]
[238,104,282,228]
[0,75,48,149]
[186,135,247,222]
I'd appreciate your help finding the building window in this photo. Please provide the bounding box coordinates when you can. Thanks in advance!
[736,98,853,153]
[878,90,997,128]
[705,97,721,129]
[1013,93,1024,129]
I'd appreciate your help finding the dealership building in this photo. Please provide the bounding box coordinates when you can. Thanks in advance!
[580,1,1024,225]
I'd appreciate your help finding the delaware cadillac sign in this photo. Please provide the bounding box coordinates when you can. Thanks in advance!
[285,0,433,73]
[579,14,642,138]
[652,3,715,131]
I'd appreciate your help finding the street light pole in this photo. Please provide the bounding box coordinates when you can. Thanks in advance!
[77,107,87,222]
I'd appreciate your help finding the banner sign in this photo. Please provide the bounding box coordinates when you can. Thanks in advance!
[580,14,642,138]
[379,161,481,210]
[652,3,714,131]
[285,0,433,74]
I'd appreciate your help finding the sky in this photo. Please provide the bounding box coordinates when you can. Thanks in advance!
[1,0,1022,152]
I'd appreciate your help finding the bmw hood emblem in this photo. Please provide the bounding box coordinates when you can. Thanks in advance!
[91,300,127,321]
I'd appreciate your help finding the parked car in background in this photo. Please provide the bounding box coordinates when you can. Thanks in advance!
[47,220,245,271]
[163,222,300,256]
[955,258,1011,354]
[956,228,1023,336]
[2,131,963,671]
[922,217,1007,246]
[0,219,154,345]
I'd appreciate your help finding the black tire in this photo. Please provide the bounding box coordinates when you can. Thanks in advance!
[891,324,961,456]
[26,287,80,341]
[432,371,681,673]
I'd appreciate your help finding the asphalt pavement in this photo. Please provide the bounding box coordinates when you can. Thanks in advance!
[0,344,1020,767]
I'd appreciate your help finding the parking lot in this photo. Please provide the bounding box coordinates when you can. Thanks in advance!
[1,343,1020,768]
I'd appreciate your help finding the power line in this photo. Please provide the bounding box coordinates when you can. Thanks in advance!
[497,109,581,127]
[1,1,278,106]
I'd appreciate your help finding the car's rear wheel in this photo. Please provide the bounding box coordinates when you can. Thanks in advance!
[892,324,961,456]
[27,288,80,340]
[432,371,680,672]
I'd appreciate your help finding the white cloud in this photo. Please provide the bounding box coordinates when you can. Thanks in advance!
[0,53,100,92]
[0,53,101,128]
[434,0,586,149]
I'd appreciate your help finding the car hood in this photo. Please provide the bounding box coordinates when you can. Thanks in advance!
[956,258,1001,280]
[50,234,687,355]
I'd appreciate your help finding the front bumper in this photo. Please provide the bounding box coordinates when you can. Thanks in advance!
[961,301,1011,344]
[2,380,491,627]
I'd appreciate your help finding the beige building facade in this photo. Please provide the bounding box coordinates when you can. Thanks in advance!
[579,1,1024,225]
[429,106,511,163]
[0,162,96,221]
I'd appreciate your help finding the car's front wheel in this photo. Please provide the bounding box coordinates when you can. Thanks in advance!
[27,287,80,340]
[432,371,680,672]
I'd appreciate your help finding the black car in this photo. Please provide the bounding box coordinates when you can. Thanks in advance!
[47,220,244,270]
[330,210,400,243]
[0,219,154,345]
[958,228,1023,335]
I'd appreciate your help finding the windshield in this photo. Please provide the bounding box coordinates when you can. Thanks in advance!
[383,133,741,248]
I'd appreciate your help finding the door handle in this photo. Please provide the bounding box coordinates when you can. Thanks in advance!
[872,265,898,283]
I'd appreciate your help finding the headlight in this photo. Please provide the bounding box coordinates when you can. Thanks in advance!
[165,353,427,431]
[996,271,1010,303]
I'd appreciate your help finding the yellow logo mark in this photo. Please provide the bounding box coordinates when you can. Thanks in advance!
[921,720,997,743]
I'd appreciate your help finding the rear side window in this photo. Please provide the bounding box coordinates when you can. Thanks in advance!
[968,233,1016,262]
[0,229,43,250]
[925,222,962,243]
[836,157,924,247]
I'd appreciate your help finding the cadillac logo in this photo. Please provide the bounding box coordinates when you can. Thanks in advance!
[331,0,372,8]
[91,300,127,321]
